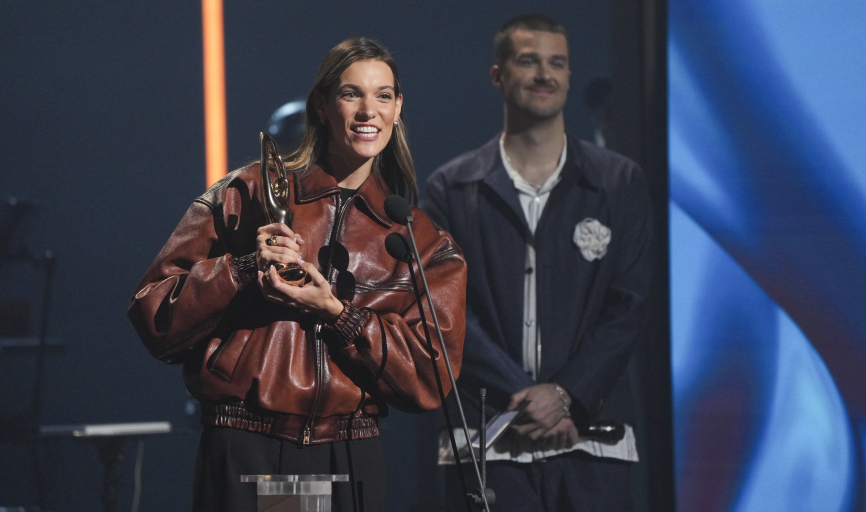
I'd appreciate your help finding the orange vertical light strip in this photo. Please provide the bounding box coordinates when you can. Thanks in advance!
[202,0,227,188]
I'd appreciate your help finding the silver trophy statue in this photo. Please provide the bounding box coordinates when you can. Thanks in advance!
[260,132,307,285]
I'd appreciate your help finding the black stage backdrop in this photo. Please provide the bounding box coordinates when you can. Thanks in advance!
[0,1,670,511]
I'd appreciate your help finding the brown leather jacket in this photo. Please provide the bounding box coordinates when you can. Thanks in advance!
[127,164,466,445]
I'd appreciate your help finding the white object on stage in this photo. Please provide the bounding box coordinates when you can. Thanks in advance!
[241,474,349,512]
[39,421,172,437]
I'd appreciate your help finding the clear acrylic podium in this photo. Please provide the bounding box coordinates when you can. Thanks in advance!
[241,474,349,512]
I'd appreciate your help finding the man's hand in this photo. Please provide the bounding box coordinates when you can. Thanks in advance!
[539,417,580,452]
[508,383,572,440]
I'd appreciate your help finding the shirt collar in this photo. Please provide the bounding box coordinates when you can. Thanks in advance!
[499,133,568,196]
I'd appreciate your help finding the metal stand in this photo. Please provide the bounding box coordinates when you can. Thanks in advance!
[1,197,58,511]
[467,389,495,510]
[241,475,349,512]
[39,422,173,512]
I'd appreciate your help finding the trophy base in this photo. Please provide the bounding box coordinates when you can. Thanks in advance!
[268,263,307,287]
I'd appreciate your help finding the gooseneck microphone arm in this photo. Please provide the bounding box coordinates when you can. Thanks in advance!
[384,196,492,512]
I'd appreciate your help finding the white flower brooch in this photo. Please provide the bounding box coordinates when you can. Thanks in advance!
[574,218,611,262]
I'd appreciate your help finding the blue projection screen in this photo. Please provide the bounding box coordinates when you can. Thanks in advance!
[669,1,866,511]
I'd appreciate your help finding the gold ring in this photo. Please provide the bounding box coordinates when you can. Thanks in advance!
[266,235,278,246]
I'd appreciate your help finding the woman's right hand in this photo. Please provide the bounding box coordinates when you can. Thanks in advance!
[255,223,304,272]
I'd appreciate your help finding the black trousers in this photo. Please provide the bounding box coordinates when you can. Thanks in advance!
[193,426,386,512]
[446,451,633,512]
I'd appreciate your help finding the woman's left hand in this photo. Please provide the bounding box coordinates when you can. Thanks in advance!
[257,262,345,321]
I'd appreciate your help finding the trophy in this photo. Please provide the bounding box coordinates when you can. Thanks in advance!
[260,132,307,286]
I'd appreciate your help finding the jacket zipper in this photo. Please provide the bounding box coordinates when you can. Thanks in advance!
[301,320,323,445]
[301,192,352,445]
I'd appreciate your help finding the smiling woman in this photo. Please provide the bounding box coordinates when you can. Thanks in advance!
[316,59,403,187]
[285,37,418,205]
[127,37,467,512]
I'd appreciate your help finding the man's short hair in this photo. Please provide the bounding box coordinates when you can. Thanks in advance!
[493,14,567,67]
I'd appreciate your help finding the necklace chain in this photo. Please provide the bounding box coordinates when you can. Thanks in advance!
[503,153,545,191]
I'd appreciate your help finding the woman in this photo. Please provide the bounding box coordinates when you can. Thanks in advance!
[128,37,466,512]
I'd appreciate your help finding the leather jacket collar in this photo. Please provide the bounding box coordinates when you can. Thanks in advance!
[295,164,394,228]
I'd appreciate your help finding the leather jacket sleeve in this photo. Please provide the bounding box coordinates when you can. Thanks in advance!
[127,199,240,364]
[333,214,467,413]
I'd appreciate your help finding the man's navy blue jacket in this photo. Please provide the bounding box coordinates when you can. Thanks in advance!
[424,134,653,427]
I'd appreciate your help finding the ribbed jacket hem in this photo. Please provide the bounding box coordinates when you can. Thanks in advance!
[200,402,379,445]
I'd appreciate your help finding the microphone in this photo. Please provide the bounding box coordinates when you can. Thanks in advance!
[384,195,414,226]
[384,233,412,263]
[383,195,492,511]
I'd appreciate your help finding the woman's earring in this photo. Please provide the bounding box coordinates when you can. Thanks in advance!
[394,119,399,126]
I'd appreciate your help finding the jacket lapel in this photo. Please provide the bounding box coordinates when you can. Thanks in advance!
[483,163,530,234]
[294,164,339,203]
[465,135,529,234]
[353,172,393,228]
[293,164,393,228]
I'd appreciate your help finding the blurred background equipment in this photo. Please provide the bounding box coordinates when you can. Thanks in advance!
[583,77,612,147]
[266,99,307,156]
[1,198,59,512]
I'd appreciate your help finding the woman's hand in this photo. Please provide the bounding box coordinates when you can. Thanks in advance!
[256,223,304,271]
[255,223,343,320]
[257,263,345,322]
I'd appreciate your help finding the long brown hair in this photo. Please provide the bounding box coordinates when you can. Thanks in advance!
[284,37,418,205]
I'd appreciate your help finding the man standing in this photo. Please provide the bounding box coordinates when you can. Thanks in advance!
[425,14,652,512]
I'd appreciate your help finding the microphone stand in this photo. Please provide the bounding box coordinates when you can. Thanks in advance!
[398,251,475,510]
[396,217,492,512]
[479,388,487,495]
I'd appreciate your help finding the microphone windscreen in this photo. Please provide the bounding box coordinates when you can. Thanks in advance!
[385,232,413,263]
[384,195,413,225]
